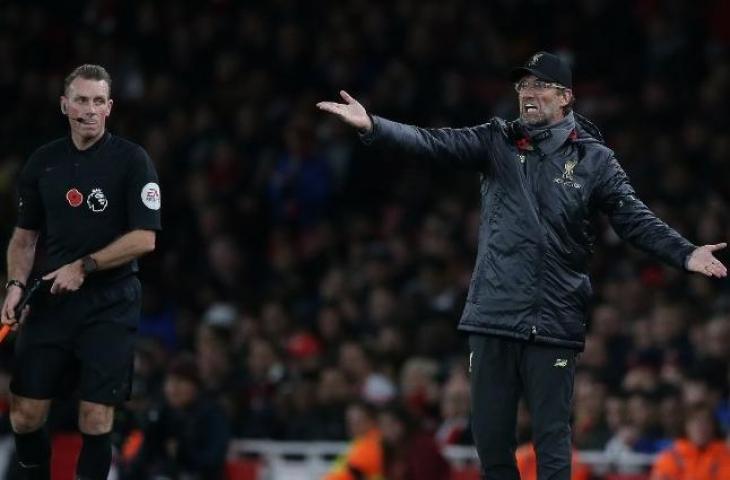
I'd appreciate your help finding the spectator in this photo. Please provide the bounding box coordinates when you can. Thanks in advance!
[650,404,730,480]
[378,405,451,480]
[236,337,286,438]
[338,342,396,405]
[399,357,440,423]
[573,370,612,450]
[315,367,352,440]
[323,402,383,480]
[435,371,471,446]
[123,355,230,480]
[626,391,672,454]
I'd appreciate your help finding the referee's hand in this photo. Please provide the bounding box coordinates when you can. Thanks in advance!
[43,260,86,294]
[1,285,25,328]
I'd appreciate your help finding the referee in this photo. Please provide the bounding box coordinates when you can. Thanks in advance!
[1,64,161,480]
[318,52,727,479]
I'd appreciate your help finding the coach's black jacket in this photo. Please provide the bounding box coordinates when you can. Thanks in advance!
[361,113,695,350]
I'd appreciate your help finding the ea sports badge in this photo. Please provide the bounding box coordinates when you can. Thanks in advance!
[141,182,161,210]
[66,188,83,207]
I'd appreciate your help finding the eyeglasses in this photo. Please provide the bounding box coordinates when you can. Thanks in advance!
[514,79,566,93]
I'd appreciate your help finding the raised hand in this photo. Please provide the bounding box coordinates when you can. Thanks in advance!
[316,90,373,133]
[686,243,728,278]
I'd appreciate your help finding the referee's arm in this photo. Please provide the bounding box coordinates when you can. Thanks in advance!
[82,229,155,271]
[3,148,43,325]
[1,227,39,325]
[43,229,155,294]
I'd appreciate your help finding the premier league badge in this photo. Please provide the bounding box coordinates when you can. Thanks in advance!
[87,188,108,212]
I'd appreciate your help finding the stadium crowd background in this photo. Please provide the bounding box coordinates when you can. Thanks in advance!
[1,0,730,478]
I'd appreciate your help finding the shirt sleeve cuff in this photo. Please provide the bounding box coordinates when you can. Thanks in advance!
[358,115,379,145]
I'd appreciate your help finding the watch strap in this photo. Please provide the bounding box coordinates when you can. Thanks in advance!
[81,255,98,275]
[5,279,26,291]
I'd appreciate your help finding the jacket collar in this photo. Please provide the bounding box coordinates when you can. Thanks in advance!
[517,112,576,155]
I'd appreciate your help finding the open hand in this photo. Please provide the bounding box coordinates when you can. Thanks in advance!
[687,243,727,278]
[316,90,372,133]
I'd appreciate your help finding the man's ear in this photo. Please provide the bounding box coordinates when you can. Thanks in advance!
[560,89,573,108]
[60,97,68,115]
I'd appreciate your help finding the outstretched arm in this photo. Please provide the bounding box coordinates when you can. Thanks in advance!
[317,90,493,171]
[595,155,726,277]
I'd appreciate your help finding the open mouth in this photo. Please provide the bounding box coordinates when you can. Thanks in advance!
[523,103,538,113]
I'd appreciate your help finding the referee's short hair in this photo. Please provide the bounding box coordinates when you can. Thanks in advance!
[63,64,112,96]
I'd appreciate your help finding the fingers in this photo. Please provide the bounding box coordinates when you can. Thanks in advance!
[50,281,74,294]
[1,301,16,325]
[708,242,728,252]
[339,90,356,104]
[701,259,727,278]
[45,268,60,293]
[712,261,728,278]
[49,279,83,294]
[316,102,343,115]
[42,270,58,281]
[1,311,16,326]
[19,306,30,323]
[2,306,26,331]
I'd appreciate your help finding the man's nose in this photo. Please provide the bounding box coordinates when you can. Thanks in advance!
[520,92,535,101]
[83,103,99,115]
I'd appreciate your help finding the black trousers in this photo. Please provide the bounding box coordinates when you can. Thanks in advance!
[469,334,576,480]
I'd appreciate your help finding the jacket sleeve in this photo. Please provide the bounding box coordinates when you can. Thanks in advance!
[16,151,44,230]
[593,154,696,270]
[359,115,494,172]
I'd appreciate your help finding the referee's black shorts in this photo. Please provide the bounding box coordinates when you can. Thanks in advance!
[10,276,141,406]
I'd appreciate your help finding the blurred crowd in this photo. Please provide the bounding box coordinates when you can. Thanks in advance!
[1,0,730,478]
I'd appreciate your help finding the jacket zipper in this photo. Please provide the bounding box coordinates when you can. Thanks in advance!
[517,149,546,340]
[533,153,546,335]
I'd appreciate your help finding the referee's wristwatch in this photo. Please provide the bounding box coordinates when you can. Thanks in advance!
[4,279,25,291]
[81,255,98,275]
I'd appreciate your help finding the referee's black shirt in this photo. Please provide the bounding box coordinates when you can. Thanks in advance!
[16,132,162,284]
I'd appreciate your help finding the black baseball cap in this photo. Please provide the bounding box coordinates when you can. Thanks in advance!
[510,51,572,89]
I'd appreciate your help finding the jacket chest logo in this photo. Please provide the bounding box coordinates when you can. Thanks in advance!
[562,159,577,180]
[87,188,108,212]
[554,159,582,189]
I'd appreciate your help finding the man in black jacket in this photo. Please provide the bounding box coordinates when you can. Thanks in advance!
[317,52,727,480]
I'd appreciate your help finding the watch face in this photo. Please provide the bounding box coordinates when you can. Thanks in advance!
[83,257,97,273]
